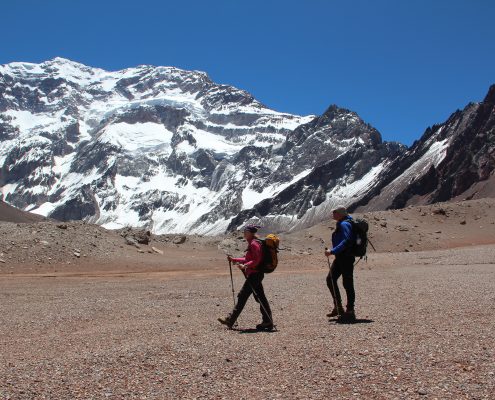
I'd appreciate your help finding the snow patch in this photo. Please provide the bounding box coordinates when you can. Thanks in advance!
[100,122,174,153]
[242,169,313,210]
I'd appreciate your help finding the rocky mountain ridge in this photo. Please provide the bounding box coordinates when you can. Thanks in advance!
[0,58,493,233]
[355,84,495,212]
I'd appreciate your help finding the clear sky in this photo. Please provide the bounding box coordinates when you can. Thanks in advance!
[2,0,494,145]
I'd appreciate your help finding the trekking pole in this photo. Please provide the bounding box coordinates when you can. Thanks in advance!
[325,247,342,319]
[368,238,377,252]
[228,258,236,307]
[223,255,239,329]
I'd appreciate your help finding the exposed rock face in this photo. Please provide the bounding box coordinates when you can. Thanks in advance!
[356,84,495,211]
[228,108,405,232]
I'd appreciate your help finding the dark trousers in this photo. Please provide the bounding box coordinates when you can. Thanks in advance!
[230,272,272,323]
[326,254,355,309]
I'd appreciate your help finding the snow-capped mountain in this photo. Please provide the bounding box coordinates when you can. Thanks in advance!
[0,58,315,234]
[1,58,492,234]
[228,105,405,232]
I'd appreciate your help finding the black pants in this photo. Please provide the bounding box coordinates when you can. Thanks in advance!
[326,254,355,309]
[230,272,272,323]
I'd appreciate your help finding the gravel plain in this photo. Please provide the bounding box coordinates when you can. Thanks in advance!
[1,199,494,399]
[1,244,494,399]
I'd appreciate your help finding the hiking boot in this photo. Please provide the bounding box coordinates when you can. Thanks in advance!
[343,307,356,321]
[256,321,274,331]
[218,316,235,329]
[326,306,344,318]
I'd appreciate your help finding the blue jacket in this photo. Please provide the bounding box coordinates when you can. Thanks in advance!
[331,216,355,255]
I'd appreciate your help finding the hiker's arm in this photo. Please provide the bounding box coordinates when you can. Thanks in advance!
[331,222,353,254]
[231,256,246,264]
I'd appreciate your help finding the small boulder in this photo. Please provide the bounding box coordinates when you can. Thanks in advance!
[134,230,151,245]
[125,237,140,249]
[432,208,447,216]
[120,228,151,245]
[152,246,164,255]
[172,235,187,245]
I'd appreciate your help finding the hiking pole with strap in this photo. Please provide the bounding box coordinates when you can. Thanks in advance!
[325,247,342,319]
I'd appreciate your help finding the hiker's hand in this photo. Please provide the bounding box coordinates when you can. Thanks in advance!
[237,264,246,271]
[324,249,332,257]
[227,255,232,262]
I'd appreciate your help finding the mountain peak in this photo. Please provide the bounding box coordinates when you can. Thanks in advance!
[483,84,495,104]
[42,57,95,71]
[47,56,80,64]
[322,104,355,118]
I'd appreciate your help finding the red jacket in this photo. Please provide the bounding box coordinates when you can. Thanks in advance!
[231,238,263,276]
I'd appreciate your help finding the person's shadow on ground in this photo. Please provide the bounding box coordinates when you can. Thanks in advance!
[329,318,374,325]
[229,319,374,332]
[234,327,278,334]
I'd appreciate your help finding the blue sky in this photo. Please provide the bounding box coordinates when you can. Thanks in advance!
[2,0,494,145]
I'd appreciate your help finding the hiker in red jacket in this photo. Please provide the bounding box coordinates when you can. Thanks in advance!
[218,224,273,330]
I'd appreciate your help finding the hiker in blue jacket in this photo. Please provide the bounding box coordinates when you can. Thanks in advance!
[324,206,357,320]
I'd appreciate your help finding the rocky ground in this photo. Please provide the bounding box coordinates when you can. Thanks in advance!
[1,199,494,399]
[290,198,495,255]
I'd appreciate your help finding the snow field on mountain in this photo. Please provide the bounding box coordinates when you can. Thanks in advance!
[99,122,174,153]
[379,136,450,201]
[99,171,233,234]
[241,169,314,210]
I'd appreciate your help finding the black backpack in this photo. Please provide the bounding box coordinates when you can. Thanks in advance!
[349,218,369,258]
